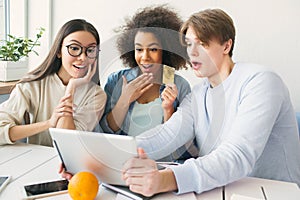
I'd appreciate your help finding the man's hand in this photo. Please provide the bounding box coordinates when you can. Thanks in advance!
[122,148,163,197]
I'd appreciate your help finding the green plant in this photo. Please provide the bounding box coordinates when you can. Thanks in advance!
[0,27,45,62]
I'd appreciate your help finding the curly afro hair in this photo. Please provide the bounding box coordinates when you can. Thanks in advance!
[115,5,187,70]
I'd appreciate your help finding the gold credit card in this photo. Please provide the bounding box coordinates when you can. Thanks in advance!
[162,65,175,84]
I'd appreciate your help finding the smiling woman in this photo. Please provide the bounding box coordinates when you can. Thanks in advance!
[57,30,99,84]
[0,19,107,147]
[100,5,199,162]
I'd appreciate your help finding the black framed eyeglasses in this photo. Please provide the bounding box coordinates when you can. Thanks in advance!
[65,43,99,59]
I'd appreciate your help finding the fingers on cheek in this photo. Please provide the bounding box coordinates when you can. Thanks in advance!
[165,90,172,96]
[163,95,169,100]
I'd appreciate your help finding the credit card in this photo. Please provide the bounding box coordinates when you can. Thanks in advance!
[162,65,175,84]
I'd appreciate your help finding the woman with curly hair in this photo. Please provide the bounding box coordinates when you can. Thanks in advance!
[100,5,198,161]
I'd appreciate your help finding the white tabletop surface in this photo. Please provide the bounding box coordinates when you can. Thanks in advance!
[0,143,299,200]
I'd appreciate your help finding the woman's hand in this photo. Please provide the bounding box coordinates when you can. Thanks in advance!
[161,84,178,122]
[65,62,97,95]
[106,73,154,132]
[120,73,154,104]
[48,94,74,128]
[55,62,95,129]
[161,84,178,110]
[58,163,73,180]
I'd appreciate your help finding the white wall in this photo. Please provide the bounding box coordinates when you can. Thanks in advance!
[25,0,300,111]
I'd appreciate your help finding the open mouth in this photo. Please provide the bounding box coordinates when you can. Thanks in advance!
[73,64,86,69]
[142,64,153,69]
[191,61,201,65]
[190,61,202,70]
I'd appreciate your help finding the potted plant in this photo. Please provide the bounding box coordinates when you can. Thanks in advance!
[0,27,45,81]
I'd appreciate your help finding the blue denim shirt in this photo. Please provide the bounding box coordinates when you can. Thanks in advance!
[100,67,198,161]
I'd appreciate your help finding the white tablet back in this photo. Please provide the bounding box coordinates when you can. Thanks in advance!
[49,128,137,185]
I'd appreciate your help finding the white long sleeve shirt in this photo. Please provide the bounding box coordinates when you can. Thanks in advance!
[136,62,300,194]
[0,73,107,146]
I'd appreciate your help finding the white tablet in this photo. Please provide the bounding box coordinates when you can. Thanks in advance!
[49,128,137,186]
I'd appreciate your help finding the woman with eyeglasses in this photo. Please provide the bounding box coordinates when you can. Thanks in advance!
[0,19,107,146]
[100,5,198,161]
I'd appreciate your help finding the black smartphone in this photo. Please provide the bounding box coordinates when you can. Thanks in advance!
[23,179,68,199]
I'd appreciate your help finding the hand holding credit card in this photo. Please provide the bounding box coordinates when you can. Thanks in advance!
[162,65,175,85]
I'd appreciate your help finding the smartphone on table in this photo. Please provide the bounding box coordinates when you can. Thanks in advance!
[22,179,69,199]
[0,175,11,192]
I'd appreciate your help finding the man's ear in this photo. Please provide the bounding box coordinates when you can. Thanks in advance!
[224,39,232,54]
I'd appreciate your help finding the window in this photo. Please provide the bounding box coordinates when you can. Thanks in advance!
[0,0,26,42]
[0,0,9,41]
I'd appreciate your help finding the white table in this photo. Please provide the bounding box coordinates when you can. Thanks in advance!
[0,143,299,200]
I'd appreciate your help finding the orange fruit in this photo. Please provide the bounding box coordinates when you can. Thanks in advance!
[68,171,99,200]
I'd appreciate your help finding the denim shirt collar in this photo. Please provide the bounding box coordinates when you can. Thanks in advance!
[125,67,141,83]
